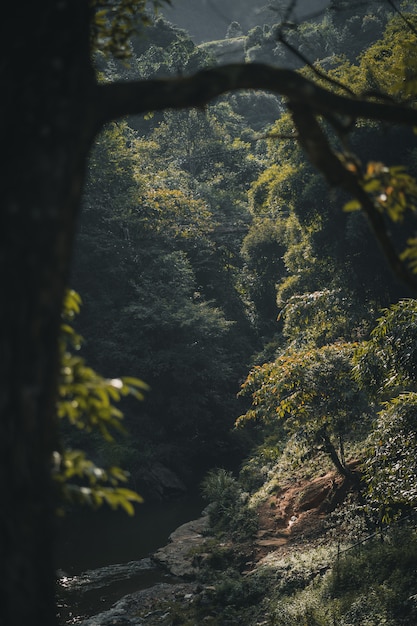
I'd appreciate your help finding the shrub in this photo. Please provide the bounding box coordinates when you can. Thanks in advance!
[201,468,257,539]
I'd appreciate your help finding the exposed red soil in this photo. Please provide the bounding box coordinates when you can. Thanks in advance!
[253,462,361,561]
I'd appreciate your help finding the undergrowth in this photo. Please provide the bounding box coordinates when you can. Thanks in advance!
[201,468,258,540]
[268,526,417,625]
[197,438,417,626]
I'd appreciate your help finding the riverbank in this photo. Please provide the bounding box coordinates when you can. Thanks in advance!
[67,467,356,625]
[66,461,417,626]
[62,515,209,626]
[75,582,199,626]
[56,493,206,624]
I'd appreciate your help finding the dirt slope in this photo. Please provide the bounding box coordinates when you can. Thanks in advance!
[253,464,360,562]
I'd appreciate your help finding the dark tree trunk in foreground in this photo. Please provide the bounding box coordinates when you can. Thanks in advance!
[0,3,96,624]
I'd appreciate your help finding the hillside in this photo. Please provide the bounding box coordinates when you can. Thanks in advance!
[66,6,417,625]
[161,0,331,43]
[77,461,417,625]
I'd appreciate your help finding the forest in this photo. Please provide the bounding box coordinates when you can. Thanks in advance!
[3,0,417,625]
[68,0,417,501]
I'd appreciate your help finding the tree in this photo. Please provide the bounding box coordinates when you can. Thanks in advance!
[240,217,287,333]
[364,392,417,519]
[237,342,367,479]
[3,2,417,624]
[71,116,254,483]
[354,299,417,517]
[354,299,417,399]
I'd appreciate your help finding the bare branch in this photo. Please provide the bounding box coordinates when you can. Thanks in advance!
[276,31,356,98]
[282,0,297,24]
[96,62,417,129]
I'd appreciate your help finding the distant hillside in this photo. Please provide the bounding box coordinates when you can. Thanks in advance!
[196,0,388,67]
[161,0,331,43]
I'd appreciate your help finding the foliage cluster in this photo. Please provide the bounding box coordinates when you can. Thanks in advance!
[69,2,417,520]
[90,0,171,59]
[201,468,257,540]
[50,6,417,626]
[194,9,417,623]
[71,24,264,491]
[56,290,146,515]
[234,8,417,526]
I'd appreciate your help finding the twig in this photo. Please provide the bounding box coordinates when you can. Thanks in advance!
[277,31,356,99]
[386,0,417,36]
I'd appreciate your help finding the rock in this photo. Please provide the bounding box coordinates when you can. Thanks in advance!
[80,609,140,625]
[60,514,208,624]
[152,516,209,578]
[140,463,187,500]
[69,515,208,624]
[59,559,156,594]
[78,583,196,626]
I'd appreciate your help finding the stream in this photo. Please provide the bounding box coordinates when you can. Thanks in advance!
[55,493,204,624]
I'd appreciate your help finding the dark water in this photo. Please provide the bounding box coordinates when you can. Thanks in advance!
[57,559,168,623]
[56,494,203,575]
[55,494,204,623]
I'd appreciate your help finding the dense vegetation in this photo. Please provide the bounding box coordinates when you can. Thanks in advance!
[58,3,417,623]
[69,0,416,492]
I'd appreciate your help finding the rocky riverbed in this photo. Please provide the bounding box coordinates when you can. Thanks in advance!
[75,582,199,626]
[59,514,210,625]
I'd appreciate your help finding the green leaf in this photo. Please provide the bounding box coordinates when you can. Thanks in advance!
[343,199,361,212]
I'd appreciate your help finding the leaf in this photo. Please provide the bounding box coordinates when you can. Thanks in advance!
[122,376,150,390]
[363,179,383,193]
[343,199,361,212]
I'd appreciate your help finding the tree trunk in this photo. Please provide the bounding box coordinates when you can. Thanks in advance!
[0,2,96,624]
[317,427,354,482]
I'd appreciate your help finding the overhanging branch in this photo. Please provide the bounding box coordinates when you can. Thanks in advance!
[96,62,417,129]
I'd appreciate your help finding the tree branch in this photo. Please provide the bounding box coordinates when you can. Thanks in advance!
[95,62,417,130]
[289,102,417,291]
[276,31,356,98]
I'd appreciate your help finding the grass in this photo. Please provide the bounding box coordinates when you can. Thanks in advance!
[266,525,417,626]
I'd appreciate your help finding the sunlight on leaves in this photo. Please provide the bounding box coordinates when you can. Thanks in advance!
[53,290,147,515]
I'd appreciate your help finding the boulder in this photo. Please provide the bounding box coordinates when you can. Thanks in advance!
[140,463,187,500]
[152,515,209,578]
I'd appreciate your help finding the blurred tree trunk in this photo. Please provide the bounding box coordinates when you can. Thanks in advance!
[0,2,96,624]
